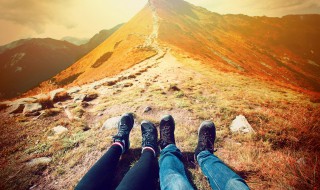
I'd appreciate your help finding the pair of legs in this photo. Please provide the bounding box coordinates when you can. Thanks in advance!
[75,113,159,190]
[75,113,250,190]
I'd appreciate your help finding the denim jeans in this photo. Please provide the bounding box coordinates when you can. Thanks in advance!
[159,144,194,190]
[197,150,250,190]
[159,144,249,190]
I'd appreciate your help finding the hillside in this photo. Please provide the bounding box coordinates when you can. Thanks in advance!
[0,0,319,189]
[0,25,122,100]
[34,0,320,95]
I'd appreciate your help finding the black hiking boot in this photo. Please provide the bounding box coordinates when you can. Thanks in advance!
[141,120,158,156]
[159,115,176,150]
[195,121,216,160]
[113,113,134,153]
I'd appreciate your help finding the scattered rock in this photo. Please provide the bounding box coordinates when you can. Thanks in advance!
[23,103,42,116]
[97,112,103,116]
[0,102,9,111]
[50,88,70,102]
[7,104,25,114]
[14,97,37,104]
[230,115,255,134]
[101,116,121,130]
[123,82,133,87]
[168,84,180,91]
[73,94,86,102]
[36,94,54,109]
[26,157,52,167]
[144,106,152,113]
[67,86,81,95]
[52,125,68,135]
[84,93,98,102]
[81,102,90,108]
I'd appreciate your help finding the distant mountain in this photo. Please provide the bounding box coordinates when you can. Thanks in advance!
[0,38,84,99]
[0,25,122,99]
[81,24,124,52]
[61,36,89,46]
[39,0,320,93]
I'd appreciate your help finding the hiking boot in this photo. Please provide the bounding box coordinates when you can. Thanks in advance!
[113,113,134,153]
[195,121,216,159]
[159,115,175,150]
[141,120,158,156]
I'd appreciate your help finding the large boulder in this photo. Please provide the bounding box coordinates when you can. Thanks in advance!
[230,115,255,134]
[23,103,42,116]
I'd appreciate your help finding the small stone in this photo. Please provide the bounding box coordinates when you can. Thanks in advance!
[53,125,68,135]
[7,104,25,114]
[97,113,103,116]
[101,116,121,130]
[26,157,52,167]
[23,103,42,116]
[84,93,98,102]
[123,82,133,87]
[230,115,255,134]
[144,106,152,113]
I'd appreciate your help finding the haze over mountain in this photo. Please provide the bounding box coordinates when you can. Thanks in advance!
[0,24,123,99]
[36,0,320,94]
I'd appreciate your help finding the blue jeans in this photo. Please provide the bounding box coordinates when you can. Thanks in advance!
[159,144,250,190]
[197,151,250,190]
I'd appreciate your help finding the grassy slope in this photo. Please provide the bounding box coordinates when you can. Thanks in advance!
[0,52,319,189]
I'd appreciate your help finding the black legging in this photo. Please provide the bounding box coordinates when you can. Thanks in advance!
[75,145,159,190]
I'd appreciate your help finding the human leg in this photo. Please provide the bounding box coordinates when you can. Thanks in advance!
[75,113,134,190]
[116,120,159,190]
[195,121,249,190]
[159,115,194,190]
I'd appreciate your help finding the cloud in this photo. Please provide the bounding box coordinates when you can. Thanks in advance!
[0,0,75,33]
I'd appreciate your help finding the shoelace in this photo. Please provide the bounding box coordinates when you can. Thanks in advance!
[199,132,213,150]
[143,129,154,145]
[162,125,172,142]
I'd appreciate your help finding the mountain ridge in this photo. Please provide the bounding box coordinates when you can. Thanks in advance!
[31,0,320,96]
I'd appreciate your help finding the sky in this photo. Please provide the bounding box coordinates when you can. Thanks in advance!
[0,0,319,46]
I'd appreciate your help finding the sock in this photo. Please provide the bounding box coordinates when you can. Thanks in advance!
[113,142,124,154]
[142,147,156,157]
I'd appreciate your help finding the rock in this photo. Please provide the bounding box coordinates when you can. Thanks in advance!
[84,93,98,102]
[13,97,37,104]
[168,84,180,91]
[49,88,70,102]
[123,82,133,87]
[74,93,98,102]
[0,102,9,111]
[101,116,121,130]
[144,106,152,113]
[53,125,68,135]
[230,115,255,134]
[67,86,81,95]
[73,94,86,102]
[26,157,52,167]
[23,103,42,116]
[7,104,25,114]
